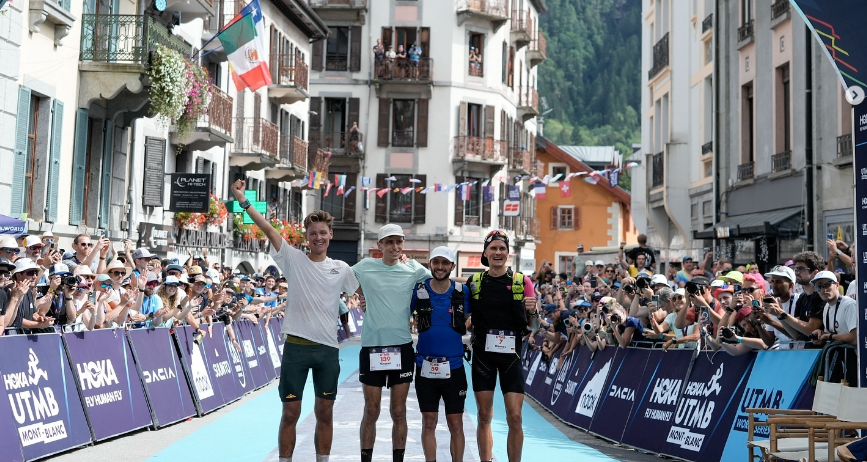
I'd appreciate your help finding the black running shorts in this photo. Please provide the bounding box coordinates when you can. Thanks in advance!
[414,365,468,414]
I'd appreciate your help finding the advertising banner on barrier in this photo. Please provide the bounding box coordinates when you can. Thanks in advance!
[62,328,152,441]
[551,346,594,417]
[248,321,276,383]
[588,348,653,442]
[718,349,820,462]
[0,387,24,462]
[174,325,225,414]
[234,320,268,389]
[223,323,252,398]
[126,328,197,427]
[263,321,282,376]
[0,334,91,461]
[657,352,754,461]
[621,348,693,453]
[199,323,244,404]
[523,343,549,397]
[268,320,284,363]
[854,101,867,387]
[567,346,617,429]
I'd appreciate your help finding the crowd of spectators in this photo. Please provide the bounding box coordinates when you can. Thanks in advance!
[0,232,294,347]
[527,234,858,383]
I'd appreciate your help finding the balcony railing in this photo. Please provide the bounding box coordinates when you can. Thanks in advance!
[517,217,540,239]
[529,32,546,56]
[308,0,367,7]
[374,57,433,81]
[392,130,415,147]
[312,148,331,176]
[771,0,789,20]
[518,86,539,111]
[233,117,278,158]
[648,32,669,80]
[457,0,508,18]
[278,135,308,169]
[772,150,791,172]
[468,63,484,77]
[701,141,713,155]
[837,134,853,158]
[737,161,755,181]
[511,11,532,35]
[270,53,308,91]
[509,147,533,172]
[200,84,232,135]
[651,151,664,188]
[80,14,190,64]
[325,54,348,71]
[453,136,507,162]
[738,20,754,42]
[702,14,713,33]
[309,131,363,155]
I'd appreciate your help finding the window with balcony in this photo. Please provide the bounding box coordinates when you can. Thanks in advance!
[467,103,482,136]
[773,64,791,172]
[326,26,349,71]
[453,175,491,227]
[469,33,484,77]
[320,180,345,218]
[392,100,415,147]
[739,82,755,180]
[378,26,430,80]
[374,173,427,224]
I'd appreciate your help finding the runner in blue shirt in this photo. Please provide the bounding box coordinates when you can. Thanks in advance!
[411,246,470,462]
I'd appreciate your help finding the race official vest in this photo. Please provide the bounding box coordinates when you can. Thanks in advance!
[412,281,466,335]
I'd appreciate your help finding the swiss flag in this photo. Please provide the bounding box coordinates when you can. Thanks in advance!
[560,182,572,198]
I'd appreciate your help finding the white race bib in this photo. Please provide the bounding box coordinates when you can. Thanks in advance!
[421,357,451,379]
[485,330,516,353]
[369,347,401,371]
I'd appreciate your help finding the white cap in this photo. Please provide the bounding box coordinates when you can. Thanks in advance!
[810,270,838,285]
[710,279,726,288]
[164,275,181,286]
[650,274,668,286]
[48,263,71,276]
[132,248,155,259]
[674,288,686,297]
[594,260,605,266]
[377,224,405,241]
[0,236,18,249]
[765,265,796,283]
[23,236,43,248]
[12,258,43,276]
[429,246,456,263]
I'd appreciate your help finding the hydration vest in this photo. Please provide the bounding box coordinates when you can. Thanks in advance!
[412,281,466,335]
[469,270,525,302]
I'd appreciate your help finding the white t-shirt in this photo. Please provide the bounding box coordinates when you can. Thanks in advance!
[765,294,800,349]
[270,240,359,348]
[665,312,697,349]
[822,295,858,335]
[845,280,857,299]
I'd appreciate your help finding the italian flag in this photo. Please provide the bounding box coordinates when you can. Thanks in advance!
[218,12,272,92]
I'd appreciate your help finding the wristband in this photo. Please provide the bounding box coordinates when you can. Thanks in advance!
[239,199,252,210]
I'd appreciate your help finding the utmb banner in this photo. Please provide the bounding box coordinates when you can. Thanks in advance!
[855,101,867,387]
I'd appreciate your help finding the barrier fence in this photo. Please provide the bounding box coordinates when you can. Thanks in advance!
[522,339,821,462]
[0,308,362,462]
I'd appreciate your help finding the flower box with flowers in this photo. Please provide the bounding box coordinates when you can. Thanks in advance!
[174,194,227,229]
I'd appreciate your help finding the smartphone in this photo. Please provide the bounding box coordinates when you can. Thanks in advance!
[752,300,761,308]
[698,306,709,323]
[827,233,834,240]
[590,277,597,288]
[763,296,775,304]
[650,295,660,311]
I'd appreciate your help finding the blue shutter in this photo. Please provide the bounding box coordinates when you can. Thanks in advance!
[11,87,31,218]
[98,123,114,229]
[46,99,64,222]
[70,109,89,225]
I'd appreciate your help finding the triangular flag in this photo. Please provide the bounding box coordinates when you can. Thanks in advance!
[324,182,332,196]
[400,187,412,194]
[385,176,397,182]
[482,179,490,186]
[584,176,598,185]
[377,189,389,198]
[344,186,356,197]
[550,173,563,183]
[409,178,422,183]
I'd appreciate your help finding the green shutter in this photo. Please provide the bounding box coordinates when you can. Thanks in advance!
[11,87,31,218]
[46,99,64,222]
[98,123,114,229]
[70,109,89,225]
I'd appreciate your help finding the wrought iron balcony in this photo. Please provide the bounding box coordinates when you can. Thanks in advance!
[80,14,190,64]
[392,130,415,147]
[651,151,664,188]
[510,11,533,48]
[309,131,363,156]
[517,217,540,240]
[737,161,755,181]
[702,141,713,155]
[702,14,713,33]
[374,57,433,82]
[453,136,507,163]
[516,86,539,121]
[232,117,278,158]
[456,0,508,20]
[173,83,234,150]
[468,63,484,77]
[648,32,669,80]
[738,20,754,42]
[325,54,348,71]
[509,147,533,173]
[269,54,308,104]
[837,134,853,158]
[771,0,789,20]
[527,32,546,67]
[772,150,792,172]
[269,135,308,181]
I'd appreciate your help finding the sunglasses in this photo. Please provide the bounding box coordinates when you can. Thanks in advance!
[28,245,44,250]
[23,270,39,276]
[43,238,56,243]
[792,266,810,273]
[80,275,95,280]
[3,248,20,255]
[109,271,126,277]
[815,282,835,289]
[165,283,180,288]
[77,242,94,247]
[485,229,508,239]
[743,287,758,293]
[146,281,159,287]
[168,271,181,276]
[605,269,615,273]
[675,295,685,301]
[99,282,112,289]
[0,271,10,278]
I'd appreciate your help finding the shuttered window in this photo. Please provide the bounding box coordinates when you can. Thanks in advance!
[45,99,63,222]
[349,26,361,72]
[312,39,324,71]
[413,174,426,224]
[98,123,114,228]
[343,173,357,223]
[142,136,166,207]
[377,98,390,147]
[11,87,32,219]
[69,109,90,225]
[454,175,464,226]
[416,99,428,147]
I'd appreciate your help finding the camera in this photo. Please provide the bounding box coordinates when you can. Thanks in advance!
[61,275,81,287]
[635,277,648,290]
[685,281,703,295]
[720,327,735,339]
[610,313,622,324]
[763,296,775,304]
[623,284,636,294]
[808,333,820,341]
[583,322,593,333]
